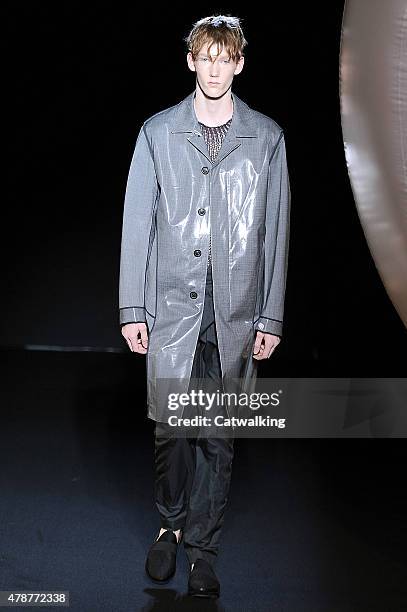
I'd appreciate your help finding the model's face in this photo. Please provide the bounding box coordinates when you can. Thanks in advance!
[187,42,244,97]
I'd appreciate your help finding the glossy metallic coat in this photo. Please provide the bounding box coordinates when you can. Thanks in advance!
[119,89,291,422]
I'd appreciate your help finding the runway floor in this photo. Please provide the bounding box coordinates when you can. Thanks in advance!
[0,348,406,611]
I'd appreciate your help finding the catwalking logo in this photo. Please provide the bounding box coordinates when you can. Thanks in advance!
[167,414,286,428]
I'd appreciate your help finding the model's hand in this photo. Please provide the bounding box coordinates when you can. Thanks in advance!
[253,331,280,360]
[121,322,148,354]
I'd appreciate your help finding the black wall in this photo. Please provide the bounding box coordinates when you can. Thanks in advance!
[4,3,406,373]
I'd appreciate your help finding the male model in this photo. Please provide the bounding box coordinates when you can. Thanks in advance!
[119,14,291,599]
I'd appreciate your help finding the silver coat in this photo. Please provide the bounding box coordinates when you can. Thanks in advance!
[119,89,291,422]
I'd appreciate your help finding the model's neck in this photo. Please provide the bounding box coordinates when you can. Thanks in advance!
[193,88,234,127]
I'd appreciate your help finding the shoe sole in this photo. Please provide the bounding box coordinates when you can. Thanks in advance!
[188,589,220,599]
[145,566,176,584]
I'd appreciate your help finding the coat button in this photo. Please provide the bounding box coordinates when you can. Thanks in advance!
[201,166,209,174]
[194,249,201,257]
[190,291,198,299]
[198,208,206,215]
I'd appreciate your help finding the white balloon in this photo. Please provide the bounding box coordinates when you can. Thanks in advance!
[340,0,407,328]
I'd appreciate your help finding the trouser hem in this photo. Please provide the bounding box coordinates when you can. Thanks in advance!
[185,548,217,567]
[160,518,186,531]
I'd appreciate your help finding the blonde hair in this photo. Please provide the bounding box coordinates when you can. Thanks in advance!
[184,14,248,63]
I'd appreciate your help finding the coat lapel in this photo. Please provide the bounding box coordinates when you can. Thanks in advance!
[170,89,258,167]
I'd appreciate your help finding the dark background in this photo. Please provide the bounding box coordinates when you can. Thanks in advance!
[2,4,407,610]
[4,3,406,369]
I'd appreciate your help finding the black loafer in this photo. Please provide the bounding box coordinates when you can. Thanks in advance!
[145,529,182,583]
[188,559,220,598]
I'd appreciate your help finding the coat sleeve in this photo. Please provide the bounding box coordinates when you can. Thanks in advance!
[255,130,291,338]
[119,123,159,327]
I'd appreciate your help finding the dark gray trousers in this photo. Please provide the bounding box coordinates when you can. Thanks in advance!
[153,264,235,567]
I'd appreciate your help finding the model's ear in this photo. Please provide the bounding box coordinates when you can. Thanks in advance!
[234,55,245,76]
[186,52,196,72]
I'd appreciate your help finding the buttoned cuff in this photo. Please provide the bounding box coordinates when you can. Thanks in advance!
[255,316,283,337]
[119,306,146,326]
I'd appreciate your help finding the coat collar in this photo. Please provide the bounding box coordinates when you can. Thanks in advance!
[170,89,257,166]
[170,89,257,136]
